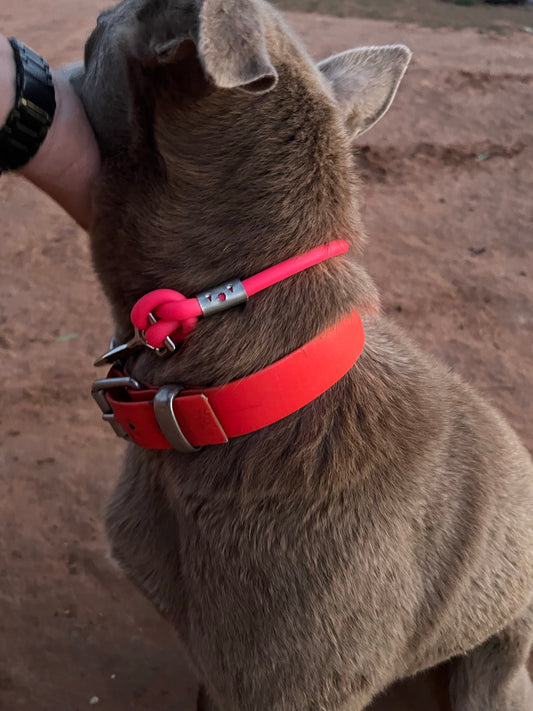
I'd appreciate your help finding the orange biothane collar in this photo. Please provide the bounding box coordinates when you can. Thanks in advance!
[94,309,365,452]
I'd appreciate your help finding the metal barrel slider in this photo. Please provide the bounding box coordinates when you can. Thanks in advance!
[196,279,248,317]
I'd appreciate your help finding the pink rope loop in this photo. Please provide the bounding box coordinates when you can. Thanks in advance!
[129,240,350,349]
[130,289,202,348]
[144,317,197,346]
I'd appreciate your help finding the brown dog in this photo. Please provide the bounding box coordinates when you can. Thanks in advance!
[75,0,533,708]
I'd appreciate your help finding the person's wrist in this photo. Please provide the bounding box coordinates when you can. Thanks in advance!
[0,34,17,127]
[20,64,100,230]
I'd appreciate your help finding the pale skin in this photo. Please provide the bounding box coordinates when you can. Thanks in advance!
[0,33,99,230]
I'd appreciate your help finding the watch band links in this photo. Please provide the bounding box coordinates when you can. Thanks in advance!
[0,38,56,173]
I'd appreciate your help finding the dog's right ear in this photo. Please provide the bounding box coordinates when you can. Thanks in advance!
[319,45,411,140]
[122,0,277,96]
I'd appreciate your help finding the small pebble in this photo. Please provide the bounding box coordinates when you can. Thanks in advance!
[89,697,100,705]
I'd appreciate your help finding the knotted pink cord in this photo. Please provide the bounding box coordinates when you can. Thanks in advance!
[131,239,349,348]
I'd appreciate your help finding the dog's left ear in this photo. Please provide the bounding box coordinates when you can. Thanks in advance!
[137,0,278,95]
[319,45,411,140]
[199,0,278,94]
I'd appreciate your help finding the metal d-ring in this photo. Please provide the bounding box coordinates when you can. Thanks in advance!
[147,312,177,357]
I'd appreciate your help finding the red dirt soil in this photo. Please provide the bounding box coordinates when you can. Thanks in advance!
[0,3,532,710]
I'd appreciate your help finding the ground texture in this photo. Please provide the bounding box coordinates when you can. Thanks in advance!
[0,1,532,709]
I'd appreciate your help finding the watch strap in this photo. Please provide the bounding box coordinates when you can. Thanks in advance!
[0,38,56,172]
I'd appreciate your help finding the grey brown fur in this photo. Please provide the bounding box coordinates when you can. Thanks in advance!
[75,0,533,708]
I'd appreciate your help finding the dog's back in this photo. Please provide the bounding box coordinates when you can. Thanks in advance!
[77,1,533,709]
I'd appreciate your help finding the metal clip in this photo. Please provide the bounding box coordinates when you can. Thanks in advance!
[93,336,136,368]
[92,376,143,439]
[94,316,177,368]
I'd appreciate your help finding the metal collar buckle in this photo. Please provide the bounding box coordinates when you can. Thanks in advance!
[92,376,142,440]
[92,375,201,453]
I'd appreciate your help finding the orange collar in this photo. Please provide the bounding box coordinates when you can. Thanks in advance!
[92,309,365,452]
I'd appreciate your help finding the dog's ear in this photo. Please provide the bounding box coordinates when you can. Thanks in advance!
[127,0,277,95]
[318,45,411,140]
[199,0,278,94]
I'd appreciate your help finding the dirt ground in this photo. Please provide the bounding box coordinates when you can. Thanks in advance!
[0,1,532,710]
[276,0,533,33]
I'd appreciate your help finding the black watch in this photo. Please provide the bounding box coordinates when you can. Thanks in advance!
[0,38,56,173]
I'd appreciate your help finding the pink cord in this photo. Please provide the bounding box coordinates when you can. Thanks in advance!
[131,239,349,348]
[243,240,349,296]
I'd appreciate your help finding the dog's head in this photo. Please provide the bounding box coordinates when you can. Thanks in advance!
[77,0,410,155]
[75,0,410,337]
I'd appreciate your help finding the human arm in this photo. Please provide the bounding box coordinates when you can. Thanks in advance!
[0,34,99,230]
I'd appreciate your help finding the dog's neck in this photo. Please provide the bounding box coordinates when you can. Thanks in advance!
[91,71,379,387]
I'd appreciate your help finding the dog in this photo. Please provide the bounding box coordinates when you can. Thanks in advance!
[74,0,533,708]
